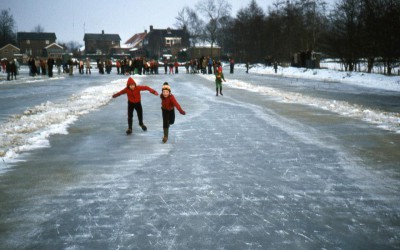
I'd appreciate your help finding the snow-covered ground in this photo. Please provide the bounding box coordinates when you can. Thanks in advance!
[239,63,400,92]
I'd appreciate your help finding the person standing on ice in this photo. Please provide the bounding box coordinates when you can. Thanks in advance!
[112,77,158,135]
[85,58,91,74]
[215,66,226,96]
[160,82,186,143]
[229,58,235,74]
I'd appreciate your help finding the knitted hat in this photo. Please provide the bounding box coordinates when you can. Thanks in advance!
[162,82,171,92]
[126,77,136,87]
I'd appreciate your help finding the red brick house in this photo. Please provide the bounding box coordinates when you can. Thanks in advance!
[83,30,121,56]
[17,32,57,58]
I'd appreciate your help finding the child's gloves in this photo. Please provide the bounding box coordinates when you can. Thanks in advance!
[153,91,159,96]
[180,110,186,115]
[112,94,117,98]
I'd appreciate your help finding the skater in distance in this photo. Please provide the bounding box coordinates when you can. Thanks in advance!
[215,66,226,96]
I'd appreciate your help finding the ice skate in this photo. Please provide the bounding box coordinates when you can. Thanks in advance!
[162,128,169,143]
[140,124,147,131]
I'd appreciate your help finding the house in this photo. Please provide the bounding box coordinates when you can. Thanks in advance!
[83,30,121,56]
[17,32,57,58]
[142,25,190,59]
[43,43,64,59]
[0,44,20,60]
[125,31,148,58]
[188,44,221,59]
[125,31,148,49]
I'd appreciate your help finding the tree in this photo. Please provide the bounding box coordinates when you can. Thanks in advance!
[196,0,232,57]
[233,0,265,62]
[59,40,82,58]
[266,1,305,62]
[0,9,16,47]
[32,24,45,33]
[298,0,328,51]
[175,6,204,47]
[215,15,234,57]
[363,0,400,75]
[324,0,364,71]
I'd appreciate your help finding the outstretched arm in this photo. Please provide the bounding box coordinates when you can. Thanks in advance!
[138,85,158,96]
[112,88,127,98]
[171,95,186,115]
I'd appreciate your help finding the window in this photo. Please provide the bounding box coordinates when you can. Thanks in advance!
[26,40,30,44]
[45,40,49,44]
[165,37,181,46]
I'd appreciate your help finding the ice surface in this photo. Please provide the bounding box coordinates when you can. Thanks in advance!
[0,65,399,249]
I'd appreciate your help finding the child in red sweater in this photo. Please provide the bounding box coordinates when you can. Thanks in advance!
[160,82,186,143]
[112,77,158,134]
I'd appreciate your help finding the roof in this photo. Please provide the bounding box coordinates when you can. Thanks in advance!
[84,33,121,41]
[125,32,147,48]
[17,32,56,41]
[45,43,64,50]
[149,27,186,38]
[0,43,20,51]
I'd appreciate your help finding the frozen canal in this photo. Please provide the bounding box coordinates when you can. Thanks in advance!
[0,67,399,249]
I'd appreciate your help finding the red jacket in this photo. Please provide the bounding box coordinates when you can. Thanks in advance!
[113,77,157,103]
[161,94,185,114]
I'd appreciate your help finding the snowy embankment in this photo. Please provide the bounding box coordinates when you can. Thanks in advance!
[203,65,400,134]
[241,63,400,92]
[0,79,123,162]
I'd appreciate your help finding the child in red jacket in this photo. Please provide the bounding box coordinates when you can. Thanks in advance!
[112,77,158,134]
[160,82,186,143]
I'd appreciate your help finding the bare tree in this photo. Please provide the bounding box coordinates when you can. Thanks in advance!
[363,0,400,75]
[32,24,45,33]
[325,0,364,71]
[175,6,204,47]
[196,0,232,57]
[0,9,16,46]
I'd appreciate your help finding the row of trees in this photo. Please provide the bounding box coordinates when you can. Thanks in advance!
[176,0,400,74]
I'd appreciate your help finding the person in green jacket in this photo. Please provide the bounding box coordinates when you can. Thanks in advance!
[215,66,226,96]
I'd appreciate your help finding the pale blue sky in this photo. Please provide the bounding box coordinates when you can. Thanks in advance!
[3,0,336,45]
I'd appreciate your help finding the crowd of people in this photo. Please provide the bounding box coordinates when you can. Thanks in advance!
[1,59,20,81]
[2,54,237,84]
[26,57,61,77]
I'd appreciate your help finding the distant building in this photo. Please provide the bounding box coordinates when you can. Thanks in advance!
[17,32,57,58]
[125,31,148,58]
[83,30,121,56]
[43,43,64,59]
[0,43,20,60]
[188,44,221,59]
[142,25,190,59]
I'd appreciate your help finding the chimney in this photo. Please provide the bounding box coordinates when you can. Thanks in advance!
[150,25,153,32]
[102,30,104,35]
[145,30,147,34]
